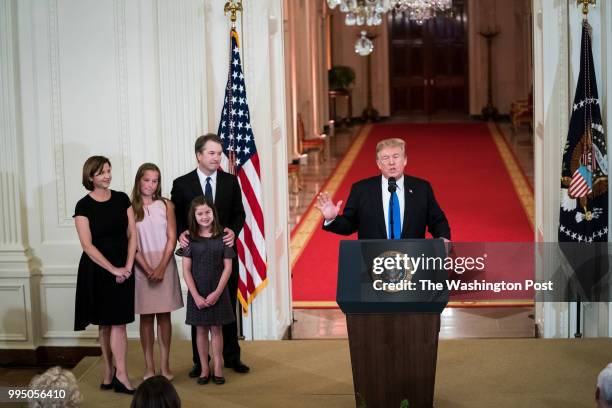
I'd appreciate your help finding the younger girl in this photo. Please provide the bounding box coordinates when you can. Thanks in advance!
[178,196,235,385]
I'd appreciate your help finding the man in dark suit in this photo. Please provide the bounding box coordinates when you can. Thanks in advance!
[316,137,450,241]
[171,133,250,376]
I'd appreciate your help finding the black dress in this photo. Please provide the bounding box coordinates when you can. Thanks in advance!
[178,237,235,326]
[73,190,135,330]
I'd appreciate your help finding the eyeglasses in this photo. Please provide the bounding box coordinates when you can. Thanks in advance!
[378,153,403,163]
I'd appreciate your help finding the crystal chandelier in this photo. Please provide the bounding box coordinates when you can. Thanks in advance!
[391,0,452,24]
[326,0,390,26]
[327,0,451,26]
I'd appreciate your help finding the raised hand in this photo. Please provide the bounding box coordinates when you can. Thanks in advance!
[315,192,343,222]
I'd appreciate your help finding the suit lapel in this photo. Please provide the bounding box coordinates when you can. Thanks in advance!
[215,171,224,205]
[401,176,413,237]
[190,170,204,197]
[373,177,387,238]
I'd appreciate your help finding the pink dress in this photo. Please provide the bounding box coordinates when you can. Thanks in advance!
[134,200,183,314]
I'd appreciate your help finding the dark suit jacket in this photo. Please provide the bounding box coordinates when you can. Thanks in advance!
[170,169,246,238]
[322,174,450,240]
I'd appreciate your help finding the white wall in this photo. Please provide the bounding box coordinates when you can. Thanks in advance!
[534,0,612,338]
[0,0,292,350]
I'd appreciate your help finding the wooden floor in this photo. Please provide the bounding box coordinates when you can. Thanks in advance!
[289,118,535,340]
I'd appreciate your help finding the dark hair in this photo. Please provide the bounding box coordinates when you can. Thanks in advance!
[131,163,166,222]
[194,133,223,154]
[82,156,111,191]
[131,376,180,408]
[187,196,223,239]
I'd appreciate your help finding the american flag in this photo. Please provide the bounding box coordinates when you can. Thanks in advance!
[217,29,267,313]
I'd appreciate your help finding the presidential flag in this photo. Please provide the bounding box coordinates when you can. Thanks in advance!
[217,29,267,313]
[559,21,607,244]
[558,21,608,302]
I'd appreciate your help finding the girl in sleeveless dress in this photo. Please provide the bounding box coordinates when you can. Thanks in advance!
[177,196,235,385]
[73,156,136,394]
[131,163,184,381]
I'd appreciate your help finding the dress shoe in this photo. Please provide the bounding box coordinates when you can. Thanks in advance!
[113,375,135,395]
[100,367,116,390]
[197,374,210,385]
[225,361,250,373]
[212,374,226,385]
[188,365,201,378]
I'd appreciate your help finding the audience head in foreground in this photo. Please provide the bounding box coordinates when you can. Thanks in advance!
[131,375,181,408]
[28,366,82,408]
[597,363,612,407]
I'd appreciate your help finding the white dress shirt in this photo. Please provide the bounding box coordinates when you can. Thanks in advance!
[197,167,217,203]
[382,175,405,238]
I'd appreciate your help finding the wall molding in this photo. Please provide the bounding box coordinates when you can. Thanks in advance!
[0,284,28,341]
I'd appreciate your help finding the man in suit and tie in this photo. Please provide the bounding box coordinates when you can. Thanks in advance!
[171,133,250,377]
[316,137,450,241]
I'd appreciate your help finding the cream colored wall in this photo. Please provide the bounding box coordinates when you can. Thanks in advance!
[0,0,292,350]
[468,0,532,115]
[329,9,390,118]
[283,0,329,159]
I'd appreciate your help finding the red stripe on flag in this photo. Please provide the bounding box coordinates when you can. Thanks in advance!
[241,223,266,281]
[238,170,265,234]
[251,153,261,179]
[236,241,248,299]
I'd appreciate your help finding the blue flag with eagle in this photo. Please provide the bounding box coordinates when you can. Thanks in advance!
[559,21,607,243]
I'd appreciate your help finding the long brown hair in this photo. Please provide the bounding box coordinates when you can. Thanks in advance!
[131,163,164,222]
[187,196,223,239]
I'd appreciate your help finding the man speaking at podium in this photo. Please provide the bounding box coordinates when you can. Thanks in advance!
[316,137,451,241]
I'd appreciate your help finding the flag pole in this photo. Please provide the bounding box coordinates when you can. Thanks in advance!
[573,0,594,339]
[223,0,246,339]
[577,0,596,18]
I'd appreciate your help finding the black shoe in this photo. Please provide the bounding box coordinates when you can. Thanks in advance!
[113,375,135,395]
[212,374,226,385]
[100,382,114,390]
[225,361,250,373]
[197,374,210,385]
[100,367,116,390]
[188,365,201,378]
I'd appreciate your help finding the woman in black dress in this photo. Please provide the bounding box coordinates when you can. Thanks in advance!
[73,156,137,394]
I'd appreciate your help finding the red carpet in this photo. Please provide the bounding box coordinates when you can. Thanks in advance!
[291,123,534,307]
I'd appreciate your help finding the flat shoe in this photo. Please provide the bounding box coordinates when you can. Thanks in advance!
[197,375,210,385]
[212,375,225,385]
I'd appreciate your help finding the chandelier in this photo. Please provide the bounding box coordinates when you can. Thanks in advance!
[327,0,452,26]
[391,0,452,24]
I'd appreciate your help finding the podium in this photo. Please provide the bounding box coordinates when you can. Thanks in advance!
[337,239,448,408]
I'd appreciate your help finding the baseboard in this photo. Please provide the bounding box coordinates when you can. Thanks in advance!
[0,346,101,367]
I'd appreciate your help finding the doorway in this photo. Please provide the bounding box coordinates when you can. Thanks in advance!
[388,0,468,116]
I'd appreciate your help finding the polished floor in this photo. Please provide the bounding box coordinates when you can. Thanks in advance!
[289,118,535,340]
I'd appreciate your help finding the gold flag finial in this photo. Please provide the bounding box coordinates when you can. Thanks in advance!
[224,0,243,27]
[577,0,596,18]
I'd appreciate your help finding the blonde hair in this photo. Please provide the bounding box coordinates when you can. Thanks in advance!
[375,138,405,159]
[28,366,83,408]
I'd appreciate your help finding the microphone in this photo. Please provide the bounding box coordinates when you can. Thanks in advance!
[388,177,397,193]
